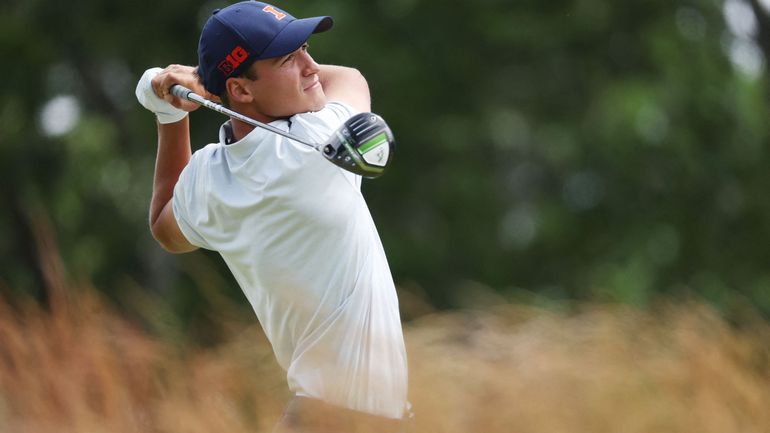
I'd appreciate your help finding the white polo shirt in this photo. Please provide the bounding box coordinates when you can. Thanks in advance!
[172,102,408,419]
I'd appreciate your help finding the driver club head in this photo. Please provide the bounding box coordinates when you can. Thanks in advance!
[322,112,395,178]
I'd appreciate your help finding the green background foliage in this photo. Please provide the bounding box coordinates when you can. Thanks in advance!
[2,0,770,328]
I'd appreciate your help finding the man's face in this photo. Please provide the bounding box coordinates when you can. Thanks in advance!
[244,43,326,120]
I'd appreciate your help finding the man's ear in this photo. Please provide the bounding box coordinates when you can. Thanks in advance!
[225,77,254,104]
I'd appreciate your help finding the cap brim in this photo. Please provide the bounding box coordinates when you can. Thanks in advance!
[261,16,333,60]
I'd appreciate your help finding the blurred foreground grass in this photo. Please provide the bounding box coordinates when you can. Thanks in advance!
[1,287,769,433]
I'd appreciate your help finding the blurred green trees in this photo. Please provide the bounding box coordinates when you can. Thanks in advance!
[2,0,770,321]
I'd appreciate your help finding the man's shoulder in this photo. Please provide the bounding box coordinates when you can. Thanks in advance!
[296,101,357,124]
[179,142,224,184]
[191,141,224,162]
[323,100,359,118]
[289,102,357,137]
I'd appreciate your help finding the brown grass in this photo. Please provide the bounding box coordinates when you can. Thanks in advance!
[408,303,770,433]
[1,290,769,433]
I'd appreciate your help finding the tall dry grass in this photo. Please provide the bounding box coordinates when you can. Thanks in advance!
[1,289,769,433]
[407,302,770,433]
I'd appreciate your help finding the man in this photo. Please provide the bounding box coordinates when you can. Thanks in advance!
[135,2,410,432]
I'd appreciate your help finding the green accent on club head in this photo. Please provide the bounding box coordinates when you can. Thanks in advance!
[333,130,385,176]
[358,133,388,155]
[338,131,368,169]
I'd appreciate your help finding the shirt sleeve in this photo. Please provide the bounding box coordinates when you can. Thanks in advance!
[296,102,363,188]
[172,152,213,250]
[324,101,358,123]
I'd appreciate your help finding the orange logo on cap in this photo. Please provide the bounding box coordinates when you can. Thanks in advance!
[217,46,250,76]
[263,5,286,20]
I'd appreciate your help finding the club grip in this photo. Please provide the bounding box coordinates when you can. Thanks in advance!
[170,84,192,100]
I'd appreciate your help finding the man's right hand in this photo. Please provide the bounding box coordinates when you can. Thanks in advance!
[136,65,217,123]
[136,67,189,124]
[151,64,220,110]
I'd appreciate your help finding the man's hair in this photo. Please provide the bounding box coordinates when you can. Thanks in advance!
[220,62,260,108]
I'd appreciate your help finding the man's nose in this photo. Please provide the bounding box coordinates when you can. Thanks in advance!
[301,51,320,75]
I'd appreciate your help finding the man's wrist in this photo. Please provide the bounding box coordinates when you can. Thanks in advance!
[156,109,188,124]
[136,67,189,124]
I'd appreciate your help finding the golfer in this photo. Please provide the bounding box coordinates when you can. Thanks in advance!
[135,1,410,432]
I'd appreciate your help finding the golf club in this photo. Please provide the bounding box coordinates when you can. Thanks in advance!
[170,85,394,178]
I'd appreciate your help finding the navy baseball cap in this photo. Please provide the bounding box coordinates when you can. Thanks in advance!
[197,1,333,95]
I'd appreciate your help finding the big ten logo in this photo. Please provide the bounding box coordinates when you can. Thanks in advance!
[218,46,249,76]
[262,5,287,20]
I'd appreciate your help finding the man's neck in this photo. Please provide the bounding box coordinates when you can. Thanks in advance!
[230,117,258,142]
[228,107,293,142]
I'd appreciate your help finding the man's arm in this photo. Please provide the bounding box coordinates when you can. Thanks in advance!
[141,65,211,253]
[318,65,371,113]
[149,117,197,253]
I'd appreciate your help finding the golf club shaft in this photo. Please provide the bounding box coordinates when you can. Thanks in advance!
[170,85,316,148]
